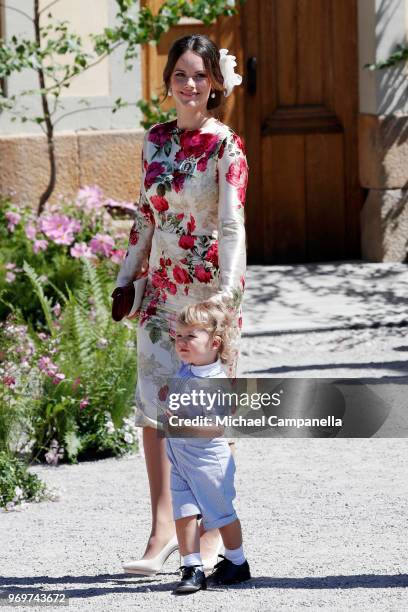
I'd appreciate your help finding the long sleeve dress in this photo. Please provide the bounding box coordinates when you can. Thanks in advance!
[116,118,248,428]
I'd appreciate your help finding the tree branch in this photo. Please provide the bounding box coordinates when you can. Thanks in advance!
[38,41,123,96]
[53,102,138,127]
[0,2,34,23]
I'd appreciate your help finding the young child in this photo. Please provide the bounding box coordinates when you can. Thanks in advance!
[165,301,251,594]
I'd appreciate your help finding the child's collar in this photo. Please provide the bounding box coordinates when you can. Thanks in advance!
[189,358,223,377]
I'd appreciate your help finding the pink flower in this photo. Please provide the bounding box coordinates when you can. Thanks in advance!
[70,242,94,259]
[79,398,89,409]
[52,372,65,385]
[110,249,126,265]
[5,272,16,283]
[39,215,81,245]
[178,235,196,250]
[194,265,212,283]
[25,223,37,240]
[5,211,21,232]
[225,157,248,206]
[33,239,48,254]
[150,195,169,212]
[89,233,115,257]
[3,375,16,388]
[53,303,61,318]
[5,263,16,270]
[173,265,191,284]
[76,185,104,211]
[38,356,59,377]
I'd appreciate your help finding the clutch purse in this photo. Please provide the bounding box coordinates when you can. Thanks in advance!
[111,275,148,322]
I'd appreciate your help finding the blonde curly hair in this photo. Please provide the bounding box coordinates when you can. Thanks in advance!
[177,301,237,364]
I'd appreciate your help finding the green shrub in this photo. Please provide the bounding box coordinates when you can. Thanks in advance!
[0,452,48,510]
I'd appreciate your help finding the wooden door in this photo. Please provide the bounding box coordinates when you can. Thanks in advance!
[242,0,363,263]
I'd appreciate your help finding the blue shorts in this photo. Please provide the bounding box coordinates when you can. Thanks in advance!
[166,438,237,531]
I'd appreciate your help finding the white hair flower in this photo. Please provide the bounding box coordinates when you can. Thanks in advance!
[219,48,242,97]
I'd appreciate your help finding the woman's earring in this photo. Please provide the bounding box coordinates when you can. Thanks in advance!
[210,91,216,99]
[168,89,172,96]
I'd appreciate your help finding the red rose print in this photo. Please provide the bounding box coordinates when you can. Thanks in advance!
[175,132,220,162]
[184,286,189,295]
[158,385,169,401]
[197,157,208,172]
[179,234,196,250]
[238,316,243,329]
[218,139,225,159]
[205,242,218,267]
[129,224,139,245]
[173,266,191,284]
[140,203,155,224]
[152,271,167,289]
[194,265,212,283]
[151,195,169,212]
[145,162,165,190]
[176,213,184,220]
[167,281,177,295]
[148,123,173,147]
[187,215,196,233]
[226,157,248,206]
[232,133,247,155]
[172,172,185,193]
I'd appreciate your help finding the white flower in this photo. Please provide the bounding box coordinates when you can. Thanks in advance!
[123,432,134,444]
[219,48,242,97]
[14,486,24,500]
[105,420,115,434]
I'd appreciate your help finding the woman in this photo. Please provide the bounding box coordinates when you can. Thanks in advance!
[116,34,248,575]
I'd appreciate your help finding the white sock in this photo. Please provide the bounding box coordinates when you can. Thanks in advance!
[182,552,203,568]
[224,545,246,566]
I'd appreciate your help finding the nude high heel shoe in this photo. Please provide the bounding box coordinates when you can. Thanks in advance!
[122,534,179,576]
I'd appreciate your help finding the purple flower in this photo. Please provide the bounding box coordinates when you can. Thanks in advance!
[70,242,95,259]
[79,398,89,410]
[53,303,61,318]
[38,356,58,376]
[5,211,21,232]
[25,223,37,240]
[39,215,81,245]
[110,249,126,265]
[89,233,115,258]
[33,239,48,254]
[5,271,16,283]
[76,185,104,212]
[5,262,16,270]
[52,372,65,385]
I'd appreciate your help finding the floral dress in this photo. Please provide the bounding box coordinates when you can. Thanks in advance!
[116,118,248,427]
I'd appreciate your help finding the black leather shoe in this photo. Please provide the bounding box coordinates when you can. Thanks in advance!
[207,555,251,585]
[175,565,207,594]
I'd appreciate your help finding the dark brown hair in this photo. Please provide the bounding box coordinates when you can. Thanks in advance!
[162,34,225,111]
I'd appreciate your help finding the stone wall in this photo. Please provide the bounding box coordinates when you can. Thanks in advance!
[0,130,144,207]
[358,0,408,261]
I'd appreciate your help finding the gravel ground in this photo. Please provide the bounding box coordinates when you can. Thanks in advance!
[1,263,408,610]
[2,440,408,611]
